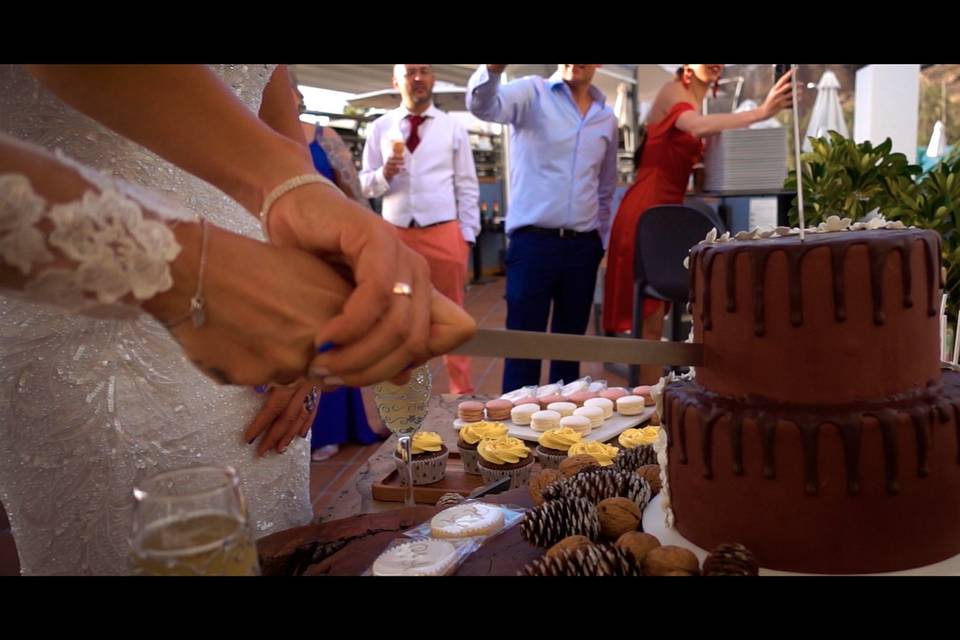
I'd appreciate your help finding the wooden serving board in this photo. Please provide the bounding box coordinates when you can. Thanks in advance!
[371,453,541,505]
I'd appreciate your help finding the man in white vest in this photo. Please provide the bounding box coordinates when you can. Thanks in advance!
[361,64,481,395]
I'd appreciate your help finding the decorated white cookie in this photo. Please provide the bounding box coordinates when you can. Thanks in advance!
[429,503,505,539]
[372,539,459,576]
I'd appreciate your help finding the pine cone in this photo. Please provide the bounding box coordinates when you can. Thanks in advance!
[520,544,641,576]
[435,492,466,508]
[520,497,600,548]
[543,467,652,513]
[702,543,760,576]
[615,445,657,473]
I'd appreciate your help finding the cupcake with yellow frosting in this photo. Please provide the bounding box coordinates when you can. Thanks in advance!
[456,421,509,475]
[477,436,535,489]
[614,426,661,472]
[394,431,449,485]
[536,427,583,470]
[567,441,619,467]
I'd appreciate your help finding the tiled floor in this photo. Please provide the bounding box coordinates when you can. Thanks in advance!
[0,274,628,575]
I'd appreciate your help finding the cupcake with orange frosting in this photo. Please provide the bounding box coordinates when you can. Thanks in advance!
[535,426,583,469]
[614,426,661,472]
[394,431,449,485]
[456,421,509,475]
[566,441,619,467]
[477,436,535,489]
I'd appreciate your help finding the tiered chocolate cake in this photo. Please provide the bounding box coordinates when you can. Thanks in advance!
[661,222,960,573]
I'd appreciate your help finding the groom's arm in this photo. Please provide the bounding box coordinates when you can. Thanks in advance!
[25,65,315,217]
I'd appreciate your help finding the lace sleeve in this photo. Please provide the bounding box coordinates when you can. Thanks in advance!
[316,131,369,209]
[0,152,186,317]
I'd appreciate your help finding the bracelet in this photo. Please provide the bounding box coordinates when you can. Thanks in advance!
[162,217,209,329]
[259,173,337,242]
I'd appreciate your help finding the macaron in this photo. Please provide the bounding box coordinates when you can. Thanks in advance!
[458,401,485,423]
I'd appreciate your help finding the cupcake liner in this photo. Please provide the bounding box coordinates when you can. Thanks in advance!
[395,449,450,485]
[457,445,482,475]
[478,459,535,489]
[535,448,568,470]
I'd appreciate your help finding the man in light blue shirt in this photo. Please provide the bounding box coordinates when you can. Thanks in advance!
[467,64,618,392]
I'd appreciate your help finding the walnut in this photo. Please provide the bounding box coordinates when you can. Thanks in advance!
[614,531,661,567]
[528,468,564,507]
[559,454,601,478]
[635,464,662,496]
[545,535,594,559]
[596,497,641,540]
[642,545,701,576]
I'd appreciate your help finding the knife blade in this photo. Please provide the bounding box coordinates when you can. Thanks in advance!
[466,476,512,500]
[451,329,702,366]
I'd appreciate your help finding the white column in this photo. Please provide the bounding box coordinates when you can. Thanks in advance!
[853,64,921,163]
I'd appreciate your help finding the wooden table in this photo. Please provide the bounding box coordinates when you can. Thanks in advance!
[257,393,549,575]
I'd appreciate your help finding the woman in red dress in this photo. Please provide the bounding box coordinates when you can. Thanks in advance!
[603,64,794,382]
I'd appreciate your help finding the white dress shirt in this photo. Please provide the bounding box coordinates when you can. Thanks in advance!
[360,104,481,244]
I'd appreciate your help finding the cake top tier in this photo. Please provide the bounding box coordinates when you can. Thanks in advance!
[690,226,942,337]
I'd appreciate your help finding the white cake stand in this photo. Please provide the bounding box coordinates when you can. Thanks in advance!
[641,494,960,576]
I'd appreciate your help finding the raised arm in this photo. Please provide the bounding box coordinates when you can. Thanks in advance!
[466,64,539,127]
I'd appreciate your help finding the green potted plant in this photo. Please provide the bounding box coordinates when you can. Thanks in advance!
[785,131,960,316]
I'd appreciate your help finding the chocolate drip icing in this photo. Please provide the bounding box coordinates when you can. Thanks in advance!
[729,413,744,475]
[676,401,689,465]
[906,407,930,478]
[701,410,723,479]
[701,250,718,330]
[693,229,941,333]
[725,249,740,312]
[787,249,805,326]
[869,410,901,494]
[759,414,777,479]
[830,243,848,322]
[798,419,821,495]
[665,373,960,499]
[867,243,889,325]
[896,242,913,309]
[751,250,770,336]
[835,419,862,495]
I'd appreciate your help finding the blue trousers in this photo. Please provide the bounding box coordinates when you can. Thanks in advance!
[310,387,383,448]
[502,230,604,393]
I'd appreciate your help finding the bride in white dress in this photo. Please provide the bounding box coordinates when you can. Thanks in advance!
[0,64,473,574]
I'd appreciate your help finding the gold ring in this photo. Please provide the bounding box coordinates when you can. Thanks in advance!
[392,282,413,297]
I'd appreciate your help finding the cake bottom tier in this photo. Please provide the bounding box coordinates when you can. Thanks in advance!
[662,370,960,573]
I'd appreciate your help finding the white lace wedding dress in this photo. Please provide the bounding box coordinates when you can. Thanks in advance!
[0,64,313,575]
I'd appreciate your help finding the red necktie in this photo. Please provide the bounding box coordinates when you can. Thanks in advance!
[406,115,426,153]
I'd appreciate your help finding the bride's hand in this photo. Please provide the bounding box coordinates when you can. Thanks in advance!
[242,379,318,457]
[311,288,477,388]
[265,183,436,387]
[144,221,350,386]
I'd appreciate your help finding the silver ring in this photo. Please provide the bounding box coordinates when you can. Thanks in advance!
[303,387,319,414]
[392,282,413,297]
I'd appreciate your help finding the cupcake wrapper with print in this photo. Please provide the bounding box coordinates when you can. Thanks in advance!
[614,444,657,473]
[395,449,450,486]
[478,460,535,490]
[535,448,568,470]
[458,446,482,475]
